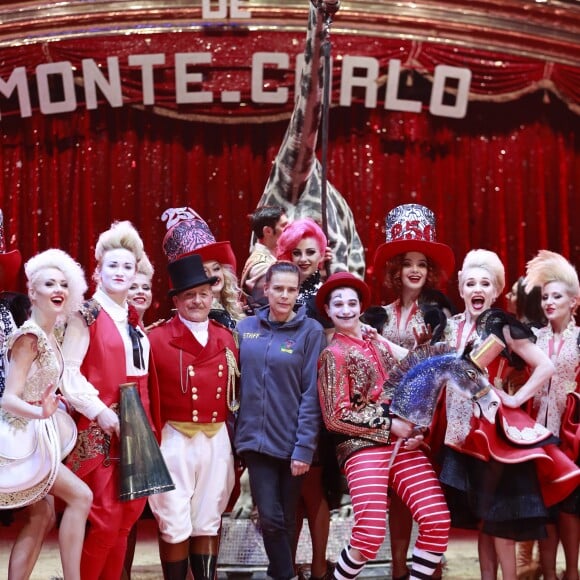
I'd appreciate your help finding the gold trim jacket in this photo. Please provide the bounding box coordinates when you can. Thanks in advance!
[317,333,398,467]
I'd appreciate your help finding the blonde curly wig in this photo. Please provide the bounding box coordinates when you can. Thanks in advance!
[458,249,505,294]
[25,249,87,317]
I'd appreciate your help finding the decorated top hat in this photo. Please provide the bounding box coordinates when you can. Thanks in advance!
[316,272,371,319]
[0,209,22,290]
[161,207,236,270]
[167,253,218,297]
[373,204,455,280]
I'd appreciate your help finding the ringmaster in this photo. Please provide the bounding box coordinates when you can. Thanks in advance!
[148,253,239,580]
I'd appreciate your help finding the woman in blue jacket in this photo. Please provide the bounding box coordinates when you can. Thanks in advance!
[235,261,326,580]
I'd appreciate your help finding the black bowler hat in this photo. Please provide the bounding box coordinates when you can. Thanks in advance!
[167,253,217,297]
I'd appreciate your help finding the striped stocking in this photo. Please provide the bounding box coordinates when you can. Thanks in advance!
[409,548,444,579]
[333,546,366,580]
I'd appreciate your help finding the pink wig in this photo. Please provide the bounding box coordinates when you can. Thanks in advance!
[276,218,327,264]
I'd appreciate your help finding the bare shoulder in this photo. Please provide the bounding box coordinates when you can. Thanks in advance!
[8,332,39,362]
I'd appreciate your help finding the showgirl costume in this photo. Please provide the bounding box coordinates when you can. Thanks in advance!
[0,321,76,509]
[532,320,580,515]
[381,299,424,350]
[532,320,579,436]
[381,298,448,350]
[440,309,580,539]
[318,332,450,561]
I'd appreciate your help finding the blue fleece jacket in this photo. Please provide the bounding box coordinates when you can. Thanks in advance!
[234,304,325,464]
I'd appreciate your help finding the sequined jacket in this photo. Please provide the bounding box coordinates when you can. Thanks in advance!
[317,333,398,467]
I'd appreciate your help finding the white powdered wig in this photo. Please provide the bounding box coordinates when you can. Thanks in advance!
[93,220,144,284]
[458,249,505,294]
[137,251,154,279]
[94,220,144,264]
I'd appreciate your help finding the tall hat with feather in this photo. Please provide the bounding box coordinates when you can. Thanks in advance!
[161,207,236,270]
[161,207,236,297]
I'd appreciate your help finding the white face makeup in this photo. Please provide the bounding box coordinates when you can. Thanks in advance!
[325,287,361,336]
[99,248,137,298]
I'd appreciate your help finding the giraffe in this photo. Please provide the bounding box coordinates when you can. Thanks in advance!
[254,0,366,279]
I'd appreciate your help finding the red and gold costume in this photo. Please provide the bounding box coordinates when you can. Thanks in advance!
[147,314,238,543]
[62,292,160,580]
[318,332,450,562]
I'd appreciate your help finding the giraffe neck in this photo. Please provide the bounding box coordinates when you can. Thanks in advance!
[270,2,326,205]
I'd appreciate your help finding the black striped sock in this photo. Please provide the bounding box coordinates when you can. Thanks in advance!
[333,546,366,580]
[410,548,443,579]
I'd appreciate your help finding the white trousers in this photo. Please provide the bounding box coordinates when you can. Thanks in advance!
[149,422,234,543]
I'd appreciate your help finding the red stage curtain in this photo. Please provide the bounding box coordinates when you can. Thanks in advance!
[0,91,578,320]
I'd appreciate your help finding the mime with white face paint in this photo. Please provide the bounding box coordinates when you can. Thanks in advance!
[316,272,450,580]
[61,220,161,580]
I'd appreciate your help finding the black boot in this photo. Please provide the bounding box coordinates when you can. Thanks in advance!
[160,558,189,580]
[189,553,217,580]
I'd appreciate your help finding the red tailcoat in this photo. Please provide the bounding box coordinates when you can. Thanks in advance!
[148,316,238,425]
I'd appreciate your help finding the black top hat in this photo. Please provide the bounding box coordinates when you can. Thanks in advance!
[167,253,218,297]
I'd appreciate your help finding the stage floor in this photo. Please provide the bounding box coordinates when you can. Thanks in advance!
[0,510,565,579]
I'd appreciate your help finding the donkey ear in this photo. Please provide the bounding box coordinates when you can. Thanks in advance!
[424,306,447,344]
[461,340,475,360]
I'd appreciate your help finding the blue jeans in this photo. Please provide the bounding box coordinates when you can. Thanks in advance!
[243,451,304,580]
